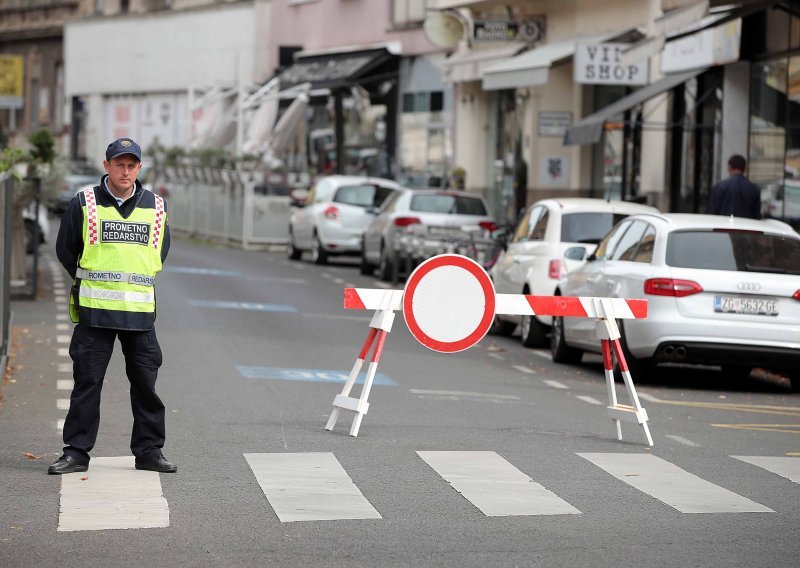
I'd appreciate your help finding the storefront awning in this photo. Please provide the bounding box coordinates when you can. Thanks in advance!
[440,43,527,84]
[564,68,705,145]
[278,47,397,90]
[482,30,634,91]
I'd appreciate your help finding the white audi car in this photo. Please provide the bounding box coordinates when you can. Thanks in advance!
[551,213,800,391]
[490,198,658,347]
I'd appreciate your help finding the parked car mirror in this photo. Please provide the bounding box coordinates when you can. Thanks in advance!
[289,188,308,207]
[365,206,379,215]
[564,246,587,261]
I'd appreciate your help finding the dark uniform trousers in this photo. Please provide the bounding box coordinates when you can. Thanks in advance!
[63,323,165,465]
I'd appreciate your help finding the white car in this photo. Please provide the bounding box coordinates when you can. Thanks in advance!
[490,198,658,347]
[287,175,401,264]
[551,213,800,391]
[361,189,495,280]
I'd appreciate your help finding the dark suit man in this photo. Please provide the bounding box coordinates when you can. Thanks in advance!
[707,154,762,219]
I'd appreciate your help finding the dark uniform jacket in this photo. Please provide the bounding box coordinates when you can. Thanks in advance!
[706,173,762,219]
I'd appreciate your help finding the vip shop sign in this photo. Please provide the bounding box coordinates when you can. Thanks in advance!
[574,43,648,86]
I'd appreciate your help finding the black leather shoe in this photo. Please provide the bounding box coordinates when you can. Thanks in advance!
[135,454,177,473]
[48,455,88,475]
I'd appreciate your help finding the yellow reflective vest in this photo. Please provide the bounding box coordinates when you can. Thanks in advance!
[70,187,166,330]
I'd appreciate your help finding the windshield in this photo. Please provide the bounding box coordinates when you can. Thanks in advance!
[332,184,395,208]
[409,194,487,215]
[666,230,800,275]
[561,212,631,244]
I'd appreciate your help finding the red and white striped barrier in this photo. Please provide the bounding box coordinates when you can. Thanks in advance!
[327,254,653,445]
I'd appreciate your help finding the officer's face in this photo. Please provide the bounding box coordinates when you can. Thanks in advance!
[104,156,141,193]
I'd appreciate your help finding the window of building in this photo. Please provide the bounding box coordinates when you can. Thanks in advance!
[392,0,426,27]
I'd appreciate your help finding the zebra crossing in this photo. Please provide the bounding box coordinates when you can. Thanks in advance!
[54,451,800,531]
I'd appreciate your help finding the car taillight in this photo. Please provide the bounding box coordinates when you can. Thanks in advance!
[548,259,566,280]
[644,278,703,297]
[323,206,339,221]
[793,289,800,302]
[394,216,421,227]
[478,221,496,232]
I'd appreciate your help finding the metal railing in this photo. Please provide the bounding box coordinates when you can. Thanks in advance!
[1,174,13,375]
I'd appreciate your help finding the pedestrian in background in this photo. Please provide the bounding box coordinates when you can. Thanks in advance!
[48,137,177,475]
[707,154,762,219]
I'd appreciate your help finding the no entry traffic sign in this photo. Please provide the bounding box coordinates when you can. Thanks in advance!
[402,255,495,353]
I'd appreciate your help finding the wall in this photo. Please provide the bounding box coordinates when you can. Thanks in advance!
[64,2,264,96]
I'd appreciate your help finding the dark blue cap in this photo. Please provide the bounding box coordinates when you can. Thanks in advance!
[105,138,142,162]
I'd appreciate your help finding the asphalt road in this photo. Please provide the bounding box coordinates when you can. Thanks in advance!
[1,234,799,568]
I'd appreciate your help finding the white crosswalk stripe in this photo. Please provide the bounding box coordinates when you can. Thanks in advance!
[732,456,800,484]
[417,451,581,517]
[58,456,169,531]
[579,453,774,513]
[244,452,382,522]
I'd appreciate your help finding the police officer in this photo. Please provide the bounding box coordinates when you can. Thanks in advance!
[48,138,176,475]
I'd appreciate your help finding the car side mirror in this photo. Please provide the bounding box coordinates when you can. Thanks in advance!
[365,206,379,215]
[564,246,587,261]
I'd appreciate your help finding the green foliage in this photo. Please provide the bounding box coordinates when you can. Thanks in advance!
[0,147,28,175]
[28,129,56,165]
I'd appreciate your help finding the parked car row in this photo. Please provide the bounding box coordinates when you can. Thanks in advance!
[287,175,800,391]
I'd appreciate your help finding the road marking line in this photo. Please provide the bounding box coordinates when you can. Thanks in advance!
[58,456,169,531]
[56,314,68,321]
[712,424,800,434]
[418,451,581,517]
[636,393,661,403]
[188,300,297,313]
[512,365,537,375]
[57,399,70,410]
[57,379,73,390]
[58,348,69,357]
[372,281,392,289]
[333,278,345,285]
[57,363,71,373]
[244,452,382,522]
[531,350,551,360]
[665,435,701,447]
[654,400,800,417]
[321,273,332,279]
[409,389,520,400]
[487,352,505,361]
[732,456,800,484]
[57,335,71,343]
[54,295,66,303]
[56,323,70,331]
[301,313,371,322]
[165,266,239,276]
[56,419,64,431]
[579,453,773,513]
[236,366,396,385]
[543,379,568,390]
[576,395,602,406]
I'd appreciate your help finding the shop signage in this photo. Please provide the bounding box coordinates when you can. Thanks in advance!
[661,17,741,74]
[473,18,545,43]
[538,111,573,137]
[574,43,648,86]
[0,54,24,109]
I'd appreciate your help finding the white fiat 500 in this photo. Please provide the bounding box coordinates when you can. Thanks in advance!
[288,175,401,264]
[490,198,658,347]
[551,213,800,391]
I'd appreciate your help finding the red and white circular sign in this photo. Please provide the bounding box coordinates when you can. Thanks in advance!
[402,254,496,353]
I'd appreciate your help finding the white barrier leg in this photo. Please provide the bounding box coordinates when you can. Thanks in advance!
[326,310,395,437]
[594,299,653,447]
[325,328,377,432]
